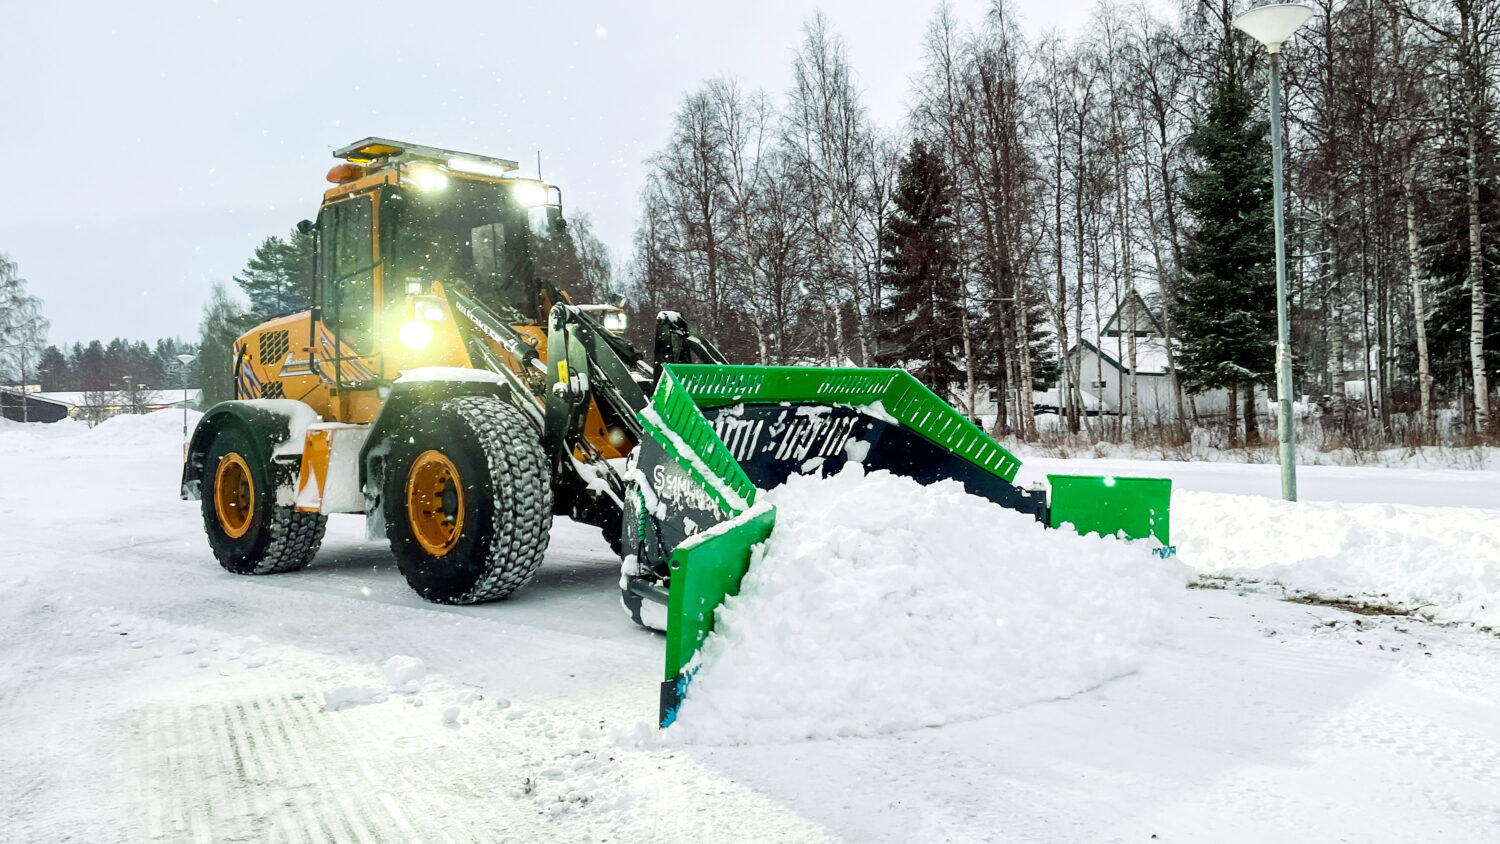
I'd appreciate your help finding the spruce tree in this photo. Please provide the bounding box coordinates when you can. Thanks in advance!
[75,340,109,391]
[234,227,316,322]
[877,140,966,399]
[1024,299,1060,391]
[35,345,68,390]
[1175,81,1277,424]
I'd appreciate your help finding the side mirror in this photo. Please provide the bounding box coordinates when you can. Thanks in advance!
[297,219,315,235]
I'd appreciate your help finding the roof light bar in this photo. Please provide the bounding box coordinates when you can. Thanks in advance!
[447,157,512,179]
[332,137,520,174]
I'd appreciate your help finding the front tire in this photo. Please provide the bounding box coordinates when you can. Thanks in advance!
[384,396,553,604]
[202,425,326,575]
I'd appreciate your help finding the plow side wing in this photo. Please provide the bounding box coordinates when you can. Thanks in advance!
[658,503,777,728]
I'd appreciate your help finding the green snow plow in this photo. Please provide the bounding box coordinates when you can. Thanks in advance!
[616,365,1174,727]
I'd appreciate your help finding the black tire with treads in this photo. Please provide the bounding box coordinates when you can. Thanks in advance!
[202,425,326,575]
[384,396,553,604]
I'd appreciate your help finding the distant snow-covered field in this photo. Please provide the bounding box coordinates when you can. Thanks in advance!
[2,411,1498,842]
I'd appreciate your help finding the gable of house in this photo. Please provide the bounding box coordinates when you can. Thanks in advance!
[1101,288,1166,339]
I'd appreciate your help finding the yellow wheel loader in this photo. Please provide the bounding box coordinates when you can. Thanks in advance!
[182,138,652,603]
[181,138,1172,723]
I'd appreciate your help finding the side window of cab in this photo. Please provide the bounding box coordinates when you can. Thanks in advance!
[317,195,376,353]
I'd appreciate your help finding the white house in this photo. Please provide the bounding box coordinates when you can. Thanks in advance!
[1064,290,1260,422]
[902,289,1275,427]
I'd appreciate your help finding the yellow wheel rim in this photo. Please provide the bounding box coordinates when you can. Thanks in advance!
[213,452,255,539]
[406,450,465,557]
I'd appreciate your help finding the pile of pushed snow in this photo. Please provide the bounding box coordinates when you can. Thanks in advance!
[667,466,1188,744]
[0,415,88,446]
[0,409,200,457]
[85,409,202,449]
[1176,492,1500,626]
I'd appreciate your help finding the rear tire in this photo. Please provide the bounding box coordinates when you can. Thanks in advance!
[384,396,553,604]
[202,425,326,575]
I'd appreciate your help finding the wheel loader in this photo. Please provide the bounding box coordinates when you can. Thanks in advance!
[181,138,1173,725]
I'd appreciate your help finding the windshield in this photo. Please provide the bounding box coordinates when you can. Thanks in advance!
[388,177,539,318]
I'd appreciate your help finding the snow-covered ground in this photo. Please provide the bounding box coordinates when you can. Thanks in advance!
[3,412,1500,842]
[1008,426,1500,472]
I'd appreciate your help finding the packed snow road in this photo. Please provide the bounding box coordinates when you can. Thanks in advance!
[3,412,1499,843]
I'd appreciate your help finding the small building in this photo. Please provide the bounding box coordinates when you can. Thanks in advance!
[0,388,72,423]
[0,388,201,424]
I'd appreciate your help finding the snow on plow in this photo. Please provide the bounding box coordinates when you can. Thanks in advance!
[618,364,1174,728]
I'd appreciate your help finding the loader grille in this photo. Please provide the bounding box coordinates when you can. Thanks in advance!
[258,330,290,365]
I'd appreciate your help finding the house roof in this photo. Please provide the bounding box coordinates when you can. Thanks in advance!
[0,389,72,408]
[1,389,202,407]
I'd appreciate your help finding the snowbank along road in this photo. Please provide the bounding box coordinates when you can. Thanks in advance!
[2,411,1499,843]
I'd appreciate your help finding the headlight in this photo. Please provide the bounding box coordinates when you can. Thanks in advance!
[407,165,448,192]
[602,311,628,333]
[512,181,548,207]
[398,320,433,349]
[414,299,446,321]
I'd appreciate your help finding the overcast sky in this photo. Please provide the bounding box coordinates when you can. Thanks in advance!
[2,0,1103,347]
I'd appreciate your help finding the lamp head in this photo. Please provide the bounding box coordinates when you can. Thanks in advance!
[1232,3,1314,53]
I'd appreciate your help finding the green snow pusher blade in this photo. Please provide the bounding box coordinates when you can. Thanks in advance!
[658,503,777,728]
[627,364,1175,727]
[628,364,1049,727]
[1047,473,1173,549]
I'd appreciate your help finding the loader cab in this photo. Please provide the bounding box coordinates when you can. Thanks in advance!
[384,172,560,321]
[308,138,567,420]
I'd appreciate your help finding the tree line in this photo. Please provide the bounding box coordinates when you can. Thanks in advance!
[31,337,196,393]
[619,0,1500,445]
[3,252,194,422]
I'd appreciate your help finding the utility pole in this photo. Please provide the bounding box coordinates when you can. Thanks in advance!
[1234,3,1314,502]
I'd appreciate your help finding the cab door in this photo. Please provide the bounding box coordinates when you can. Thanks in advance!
[315,191,384,423]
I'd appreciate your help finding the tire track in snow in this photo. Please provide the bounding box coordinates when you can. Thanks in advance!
[135,690,580,842]
[0,591,75,716]
[264,694,376,844]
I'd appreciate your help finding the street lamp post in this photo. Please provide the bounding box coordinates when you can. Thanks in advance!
[176,353,196,443]
[1233,2,1313,502]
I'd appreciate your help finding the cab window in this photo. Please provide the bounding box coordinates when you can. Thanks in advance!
[318,195,375,352]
